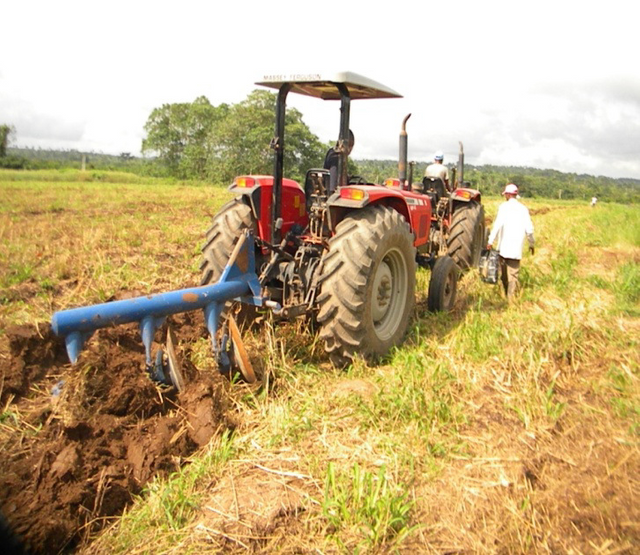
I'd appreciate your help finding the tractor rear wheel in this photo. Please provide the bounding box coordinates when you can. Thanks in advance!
[447,201,485,271]
[200,199,258,285]
[427,255,458,312]
[317,205,416,366]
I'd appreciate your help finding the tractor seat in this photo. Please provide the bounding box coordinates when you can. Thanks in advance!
[425,191,439,210]
[422,176,447,203]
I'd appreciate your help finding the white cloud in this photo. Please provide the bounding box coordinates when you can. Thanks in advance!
[2,0,638,178]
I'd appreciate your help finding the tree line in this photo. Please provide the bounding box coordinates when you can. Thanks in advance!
[141,91,326,184]
[2,91,639,202]
[355,159,640,203]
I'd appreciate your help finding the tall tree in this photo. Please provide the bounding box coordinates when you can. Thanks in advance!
[211,90,325,183]
[141,96,227,178]
[141,91,325,183]
[0,124,16,158]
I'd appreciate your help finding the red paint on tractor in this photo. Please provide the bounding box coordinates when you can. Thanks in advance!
[230,176,308,244]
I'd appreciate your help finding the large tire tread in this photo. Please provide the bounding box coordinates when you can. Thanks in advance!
[447,202,485,271]
[427,255,458,312]
[317,205,416,366]
[200,199,256,285]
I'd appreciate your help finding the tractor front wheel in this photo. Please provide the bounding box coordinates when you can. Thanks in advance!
[427,255,458,312]
[317,205,416,366]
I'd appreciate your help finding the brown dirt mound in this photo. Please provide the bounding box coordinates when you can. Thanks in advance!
[0,314,234,554]
[198,463,310,548]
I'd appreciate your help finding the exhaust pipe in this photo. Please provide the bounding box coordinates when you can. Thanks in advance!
[399,114,411,190]
[457,141,464,189]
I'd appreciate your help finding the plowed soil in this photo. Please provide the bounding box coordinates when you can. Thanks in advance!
[0,314,233,554]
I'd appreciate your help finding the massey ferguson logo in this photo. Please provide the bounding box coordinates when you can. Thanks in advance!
[263,74,322,82]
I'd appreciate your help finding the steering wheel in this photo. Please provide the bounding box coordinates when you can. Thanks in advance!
[348,175,368,185]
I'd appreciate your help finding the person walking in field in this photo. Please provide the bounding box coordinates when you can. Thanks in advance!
[424,150,450,190]
[486,183,535,301]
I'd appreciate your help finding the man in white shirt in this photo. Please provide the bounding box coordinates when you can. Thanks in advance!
[424,150,450,190]
[487,183,535,300]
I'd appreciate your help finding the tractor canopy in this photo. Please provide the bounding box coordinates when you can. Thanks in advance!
[255,72,402,100]
[256,72,402,244]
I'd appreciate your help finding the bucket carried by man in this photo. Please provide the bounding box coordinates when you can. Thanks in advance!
[478,248,500,284]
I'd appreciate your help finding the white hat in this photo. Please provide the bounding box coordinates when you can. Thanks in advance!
[502,183,518,195]
[434,150,444,161]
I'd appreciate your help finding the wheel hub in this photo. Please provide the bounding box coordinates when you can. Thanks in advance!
[372,261,392,322]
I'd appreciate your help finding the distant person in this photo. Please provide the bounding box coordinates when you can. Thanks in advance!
[487,183,535,301]
[324,130,354,193]
[424,150,450,190]
[591,196,598,207]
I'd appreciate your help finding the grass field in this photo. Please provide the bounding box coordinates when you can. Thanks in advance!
[1,169,638,553]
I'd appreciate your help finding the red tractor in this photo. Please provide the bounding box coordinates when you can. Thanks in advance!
[199,72,484,366]
[385,116,485,275]
[51,72,486,378]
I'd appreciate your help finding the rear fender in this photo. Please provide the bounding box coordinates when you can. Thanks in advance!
[327,185,431,248]
[229,175,308,242]
[451,187,481,204]
[450,188,482,219]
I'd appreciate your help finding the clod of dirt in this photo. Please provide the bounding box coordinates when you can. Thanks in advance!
[0,324,64,403]
[182,381,229,447]
[199,465,308,540]
[0,319,234,554]
[331,378,377,401]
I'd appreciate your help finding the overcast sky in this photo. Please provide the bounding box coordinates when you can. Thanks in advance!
[2,1,638,179]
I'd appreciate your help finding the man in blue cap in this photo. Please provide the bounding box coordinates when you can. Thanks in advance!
[424,150,450,190]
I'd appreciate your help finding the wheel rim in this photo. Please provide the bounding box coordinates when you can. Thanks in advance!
[371,247,408,341]
[442,267,455,307]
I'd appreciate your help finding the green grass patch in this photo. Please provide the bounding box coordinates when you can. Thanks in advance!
[322,462,418,551]
[614,262,640,313]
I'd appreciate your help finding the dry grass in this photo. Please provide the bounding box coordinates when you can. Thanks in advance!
[1,171,638,553]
